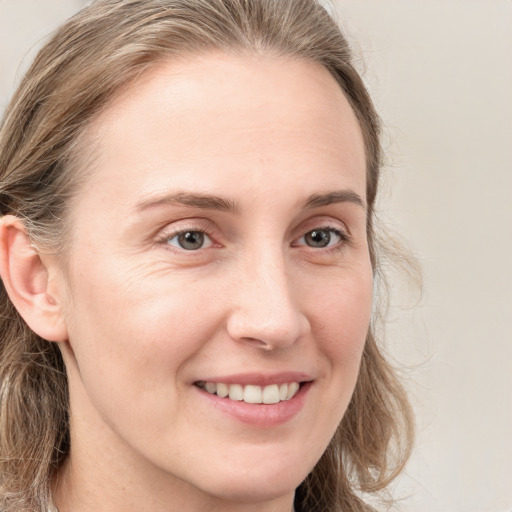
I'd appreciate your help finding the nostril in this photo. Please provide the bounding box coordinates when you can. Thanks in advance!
[241,336,275,350]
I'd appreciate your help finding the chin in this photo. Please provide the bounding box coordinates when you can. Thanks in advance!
[202,475,300,505]
[190,453,314,504]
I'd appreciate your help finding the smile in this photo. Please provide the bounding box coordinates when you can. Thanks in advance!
[195,381,301,404]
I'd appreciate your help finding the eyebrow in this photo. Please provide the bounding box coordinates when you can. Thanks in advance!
[135,189,365,214]
[136,192,240,213]
[304,190,366,210]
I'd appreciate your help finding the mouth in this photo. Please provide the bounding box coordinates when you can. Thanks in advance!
[195,381,301,404]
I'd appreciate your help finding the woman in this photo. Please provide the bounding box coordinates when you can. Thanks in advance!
[0,1,414,511]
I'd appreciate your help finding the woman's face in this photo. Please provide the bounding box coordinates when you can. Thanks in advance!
[55,53,372,508]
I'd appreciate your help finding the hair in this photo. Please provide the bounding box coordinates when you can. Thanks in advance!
[0,1,414,511]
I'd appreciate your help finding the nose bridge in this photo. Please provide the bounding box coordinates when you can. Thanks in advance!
[227,243,308,348]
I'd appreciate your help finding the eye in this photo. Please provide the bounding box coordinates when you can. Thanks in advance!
[295,227,346,249]
[166,230,213,251]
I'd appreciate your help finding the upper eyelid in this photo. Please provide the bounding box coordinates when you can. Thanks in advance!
[156,218,215,237]
[159,227,214,243]
[163,226,209,237]
[292,217,350,238]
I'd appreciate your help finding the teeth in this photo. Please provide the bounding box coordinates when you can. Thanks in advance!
[286,382,300,400]
[244,385,262,404]
[205,382,217,394]
[262,384,280,404]
[228,384,243,401]
[279,383,288,401]
[216,382,229,398]
[198,381,301,404]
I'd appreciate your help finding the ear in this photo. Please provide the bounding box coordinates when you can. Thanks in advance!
[0,215,68,342]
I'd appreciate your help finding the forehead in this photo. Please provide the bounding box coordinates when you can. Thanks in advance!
[78,52,366,210]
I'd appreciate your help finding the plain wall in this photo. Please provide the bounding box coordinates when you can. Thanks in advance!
[336,2,512,511]
[1,1,511,511]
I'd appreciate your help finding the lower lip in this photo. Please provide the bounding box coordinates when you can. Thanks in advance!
[194,382,312,427]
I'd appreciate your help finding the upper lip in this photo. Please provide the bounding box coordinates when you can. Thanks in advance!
[194,372,313,387]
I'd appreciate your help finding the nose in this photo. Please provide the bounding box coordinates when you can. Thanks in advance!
[225,249,311,350]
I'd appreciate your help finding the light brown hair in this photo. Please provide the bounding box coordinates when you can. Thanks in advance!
[0,1,414,511]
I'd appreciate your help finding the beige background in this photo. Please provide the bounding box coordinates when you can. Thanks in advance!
[1,1,511,511]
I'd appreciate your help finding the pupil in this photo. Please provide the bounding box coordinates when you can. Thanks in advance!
[178,231,204,250]
[306,229,330,248]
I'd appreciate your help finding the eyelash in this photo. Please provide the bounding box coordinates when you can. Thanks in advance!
[157,224,350,254]
[158,226,214,252]
[292,226,350,252]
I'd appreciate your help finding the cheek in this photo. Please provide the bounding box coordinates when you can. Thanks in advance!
[310,266,373,350]
[65,267,217,370]
[62,255,190,392]
[61,267,224,452]
[307,263,373,422]
[294,266,373,457]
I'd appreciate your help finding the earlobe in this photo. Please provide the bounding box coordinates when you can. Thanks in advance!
[0,215,68,342]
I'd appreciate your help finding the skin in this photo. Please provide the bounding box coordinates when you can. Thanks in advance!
[19,53,372,511]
